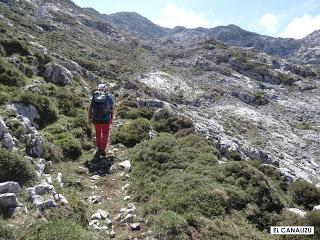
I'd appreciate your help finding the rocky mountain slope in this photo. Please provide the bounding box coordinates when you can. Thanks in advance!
[104,11,320,64]
[0,0,320,239]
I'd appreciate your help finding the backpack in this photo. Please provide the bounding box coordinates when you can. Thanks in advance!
[91,91,112,123]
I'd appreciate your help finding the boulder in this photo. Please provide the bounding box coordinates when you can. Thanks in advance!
[313,205,320,211]
[33,183,54,195]
[287,208,306,217]
[91,212,102,220]
[26,133,44,158]
[123,213,134,223]
[119,160,131,172]
[129,223,141,231]
[45,63,73,86]
[53,193,68,205]
[0,182,21,195]
[34,158,46,176]
[56,172,63,187]
[98,209,109,219]
[0,193,22,208]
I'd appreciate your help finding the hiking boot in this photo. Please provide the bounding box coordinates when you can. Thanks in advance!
[100,149,106,157]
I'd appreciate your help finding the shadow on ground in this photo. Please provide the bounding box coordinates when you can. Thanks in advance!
[85,154,115,175]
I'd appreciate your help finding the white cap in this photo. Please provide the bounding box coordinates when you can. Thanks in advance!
[98,83,108,91]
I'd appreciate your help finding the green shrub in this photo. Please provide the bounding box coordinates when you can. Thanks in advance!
[0,225,14,239]
[151,108,193,133]
[0,60,26,86]
[54,133,82,160]
[129,133,287,234]
[117,101,155,120]
[198,213,270,240]
[19,93,58,128]
[26,219,92,240]
[55,91,83,117]
[110,118,151,147]
[290,180,320,210]
[43,141,63,162]
[151,210,189,240]
[5,118,26,139]
[0,148,35,185]
[0,39,30,56]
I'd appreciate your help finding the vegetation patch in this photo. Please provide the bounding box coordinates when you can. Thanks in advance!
[54,133,82,161]
[110,118,151,147]
[0,39,30,56]
[0,147,35,185]
[0,60,26,87]
[128,133,290,238]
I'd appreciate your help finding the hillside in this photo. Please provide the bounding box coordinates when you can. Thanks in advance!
[0,0,320,239]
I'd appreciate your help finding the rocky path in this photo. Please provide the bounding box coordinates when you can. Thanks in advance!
[84,120,149,239]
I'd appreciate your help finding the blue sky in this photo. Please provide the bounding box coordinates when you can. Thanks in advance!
[73,0,320,39]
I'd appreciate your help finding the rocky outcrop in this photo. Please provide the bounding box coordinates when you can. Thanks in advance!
[45,63,73,85]
[61,60,98,82]
[0,116,15,149]
[26,133,44,158]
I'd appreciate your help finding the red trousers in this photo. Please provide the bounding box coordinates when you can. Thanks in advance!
[94,123,111,150]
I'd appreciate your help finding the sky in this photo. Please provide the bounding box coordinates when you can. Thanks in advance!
[72,0,320,39]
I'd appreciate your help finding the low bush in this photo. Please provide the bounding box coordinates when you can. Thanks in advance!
[19,93,58,128]
[129,133,288,236]
[0,39,30,56]
[0,148,35,185]
[43,141,63,162]
[25,219,92,240]
[54,133,82,160]
[151,210,189,240]
[151,108,193,133]
[290,180,320,210]
[117,100,155,120]
[0,225,14,240]
[5,118,26,139]
[55,91,83,117]
[0,60,26,86]
[110,118,150,147]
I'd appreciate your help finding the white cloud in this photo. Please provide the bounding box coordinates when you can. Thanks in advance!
[259,13,279,33]
[279,14,320,39]
[156,3,210,29]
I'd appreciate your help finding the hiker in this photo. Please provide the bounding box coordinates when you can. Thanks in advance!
[88,83,115,158]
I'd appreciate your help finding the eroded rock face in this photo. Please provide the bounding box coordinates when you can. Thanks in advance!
[45,63,73,85]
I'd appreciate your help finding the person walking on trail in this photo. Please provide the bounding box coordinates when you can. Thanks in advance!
[88,83,115,158]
